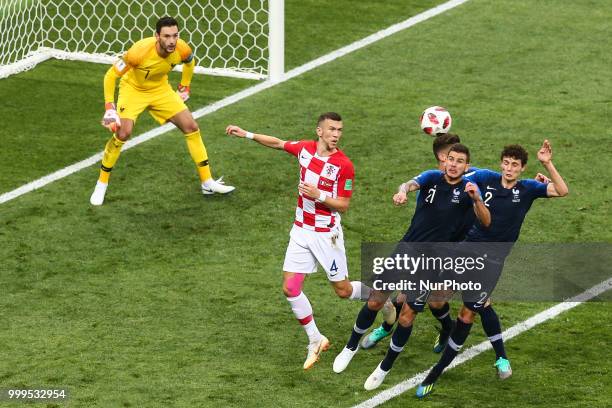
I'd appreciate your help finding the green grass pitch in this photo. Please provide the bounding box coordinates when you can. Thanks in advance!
[0,1,610,407]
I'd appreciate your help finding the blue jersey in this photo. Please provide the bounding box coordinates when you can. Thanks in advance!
[465,169,548,242]
[464,166,481,177]
[449,166,481,241]
[402,170,479,242]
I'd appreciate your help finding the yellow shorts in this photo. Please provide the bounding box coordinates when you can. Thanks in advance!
[116,81,187,125]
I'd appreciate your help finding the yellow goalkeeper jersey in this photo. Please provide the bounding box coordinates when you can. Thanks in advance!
[112,37,194,91]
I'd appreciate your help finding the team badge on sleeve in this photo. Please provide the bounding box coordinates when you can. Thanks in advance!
[344,179,353,191]
[114,59,127,71]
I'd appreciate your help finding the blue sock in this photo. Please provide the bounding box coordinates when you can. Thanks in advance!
[380,323,413,371]
[479,306,507,359]
[347,304,378,350]
[381,320,394,332]
[430,302,453,333]
[423,318,472,385]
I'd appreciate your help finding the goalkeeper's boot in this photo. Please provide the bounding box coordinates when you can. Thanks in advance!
[361,326,392,349]
[333,346,358,373]
[364,363,389,390]
[382,299,397,325]
[303,335,330,370]
[90,181,108,206]
[416,382,435,398]
[433,321,455,353]
[201,177,235,195]
[494,357,512,379]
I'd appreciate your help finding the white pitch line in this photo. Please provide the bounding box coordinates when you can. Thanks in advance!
[352,276,612,408]
[0,0,471,205]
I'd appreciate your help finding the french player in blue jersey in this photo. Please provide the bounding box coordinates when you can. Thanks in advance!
[417,140,569,398]
[332,144,491,388]
[366,135,473,351]
[364,134,483,356]
[369,134,553,358]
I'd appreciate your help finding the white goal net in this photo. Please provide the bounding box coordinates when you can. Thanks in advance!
[0,0,284,80]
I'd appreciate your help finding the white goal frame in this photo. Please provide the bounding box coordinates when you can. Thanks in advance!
[0,0,284,81]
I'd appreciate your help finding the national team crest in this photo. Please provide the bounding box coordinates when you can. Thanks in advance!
[322,163,340,179]
[512,187,520,202]
[114,59,126,71]
[452,187,461,203]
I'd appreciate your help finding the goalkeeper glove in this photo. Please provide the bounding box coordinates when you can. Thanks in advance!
[177,84,190,102]
[102,102,121,132]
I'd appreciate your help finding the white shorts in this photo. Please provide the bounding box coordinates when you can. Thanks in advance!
[282,224,349,282]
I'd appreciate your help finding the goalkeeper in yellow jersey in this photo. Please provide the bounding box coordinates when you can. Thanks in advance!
[90,16,234,205]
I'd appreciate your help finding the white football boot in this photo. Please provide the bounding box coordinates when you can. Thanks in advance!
[90,181,108,206]
[201,177,235,195]
[364,363,389,390]
[333,346,358,373]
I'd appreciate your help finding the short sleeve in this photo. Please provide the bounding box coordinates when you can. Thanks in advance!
[523,179,549,199]
[464,168,497,185]
[283,140,307,157]
[413,169,442,187]
[337,161,355,198]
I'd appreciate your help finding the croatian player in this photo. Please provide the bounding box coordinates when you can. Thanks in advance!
[333,144,491,388]
[417,140,569,398]
[225,113,371,370]
[90,16,234,205]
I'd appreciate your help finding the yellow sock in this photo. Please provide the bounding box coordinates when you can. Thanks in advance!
[98,135,125,184]
[184,130,212,182]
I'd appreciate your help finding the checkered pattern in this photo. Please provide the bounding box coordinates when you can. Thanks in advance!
[284,140,354,232]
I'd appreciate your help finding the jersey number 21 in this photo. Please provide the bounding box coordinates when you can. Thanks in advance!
[425,188,436,203]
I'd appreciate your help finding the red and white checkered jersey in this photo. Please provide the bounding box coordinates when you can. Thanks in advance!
[284,140,354,232]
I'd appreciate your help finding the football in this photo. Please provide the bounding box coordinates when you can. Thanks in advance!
[420,106,452,135]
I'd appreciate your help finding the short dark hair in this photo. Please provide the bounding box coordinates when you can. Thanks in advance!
[448,143,470,163]
[317,112,342,126]
[156,16,179,34]
[433,133,461,161]
[501,144,528,165]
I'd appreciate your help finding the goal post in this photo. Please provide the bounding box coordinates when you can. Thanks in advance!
[267,0,284,82]
[0,0,284,81]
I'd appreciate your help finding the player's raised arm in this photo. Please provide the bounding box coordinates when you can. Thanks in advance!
[225,125,286,150]
[465,181,491,227]
[394,168,445,206]
[537,140,569,197]
[393,179,420,206]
